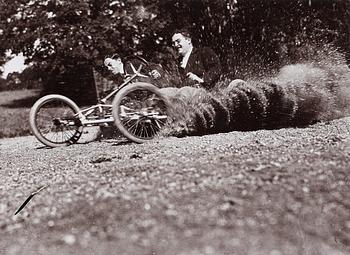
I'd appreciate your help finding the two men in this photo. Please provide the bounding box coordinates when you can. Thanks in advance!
[104,30,222,90]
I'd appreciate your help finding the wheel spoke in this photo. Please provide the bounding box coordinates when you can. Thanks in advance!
[149,122,158,137]
[113,84,169,142]
[32,97,82,146]
[139,124,145,138]
[134,120,142,136]
[143,123,149,138]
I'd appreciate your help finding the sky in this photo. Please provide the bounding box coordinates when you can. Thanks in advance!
[1,54,27,79]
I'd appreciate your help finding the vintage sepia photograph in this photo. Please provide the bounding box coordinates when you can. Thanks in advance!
[0,0,349,254]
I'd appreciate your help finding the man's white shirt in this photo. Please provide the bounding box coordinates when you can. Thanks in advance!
[180,46,193,69]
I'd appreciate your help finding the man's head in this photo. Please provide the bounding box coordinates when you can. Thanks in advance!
[104,54,124,75]
[172,31,193,57]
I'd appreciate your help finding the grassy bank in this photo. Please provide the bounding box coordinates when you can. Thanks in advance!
[0,89,40,138]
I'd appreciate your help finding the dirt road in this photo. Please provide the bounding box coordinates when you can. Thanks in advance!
[0,118,349,255]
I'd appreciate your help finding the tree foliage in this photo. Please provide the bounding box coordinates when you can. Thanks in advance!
[0,0,349,99]
[0,0,169,102]
[1,0,167,67]
[159,0,350,76]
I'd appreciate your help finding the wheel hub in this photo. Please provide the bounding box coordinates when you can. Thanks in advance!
[52,118,61,126]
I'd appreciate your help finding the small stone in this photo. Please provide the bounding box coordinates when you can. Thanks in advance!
[130,153,142,159]
[62,234,76,245]
[48,220,55,227]
[302,186,310,193]
[144,203,151,210]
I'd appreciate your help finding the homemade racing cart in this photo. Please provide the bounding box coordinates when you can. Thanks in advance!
[29,56,170,147]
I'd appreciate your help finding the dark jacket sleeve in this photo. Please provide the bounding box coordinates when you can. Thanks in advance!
[199,47,222,89]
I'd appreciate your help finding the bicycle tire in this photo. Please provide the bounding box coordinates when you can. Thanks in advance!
[29,94,83,147]
[112,82,170,143]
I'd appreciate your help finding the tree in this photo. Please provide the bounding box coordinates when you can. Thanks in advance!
[0,0,168,104]
[158,0,350,76]
[1,0,349,98]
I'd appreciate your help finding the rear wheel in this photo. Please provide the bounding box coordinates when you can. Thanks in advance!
[112,82,169,143]
[29,94,83,147]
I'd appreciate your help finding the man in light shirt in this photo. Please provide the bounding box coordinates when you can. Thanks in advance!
[171,30,222,89]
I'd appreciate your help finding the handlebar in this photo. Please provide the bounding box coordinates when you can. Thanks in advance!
[124,55,149,66]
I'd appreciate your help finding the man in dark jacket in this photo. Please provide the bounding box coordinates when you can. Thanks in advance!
[171,30,222,89]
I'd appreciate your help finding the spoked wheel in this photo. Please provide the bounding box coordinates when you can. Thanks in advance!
[112,82,170,143]
[29,94,83,148]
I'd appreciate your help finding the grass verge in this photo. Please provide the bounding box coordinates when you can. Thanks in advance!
[0,89,40,138]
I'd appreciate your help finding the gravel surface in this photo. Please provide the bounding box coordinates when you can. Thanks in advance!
[0,118,349,255]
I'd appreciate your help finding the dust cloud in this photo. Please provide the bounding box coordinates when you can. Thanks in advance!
[161,54,350,137]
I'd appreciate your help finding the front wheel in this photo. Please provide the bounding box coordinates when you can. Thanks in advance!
[29,94,83,147]
[112,82,170,143]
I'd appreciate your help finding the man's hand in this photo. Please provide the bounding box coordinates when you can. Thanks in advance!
[186,72,204,83]
[149,70,161,79]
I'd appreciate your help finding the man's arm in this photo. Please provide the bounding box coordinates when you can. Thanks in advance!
[147,62,163,79]
[200,47,222,88]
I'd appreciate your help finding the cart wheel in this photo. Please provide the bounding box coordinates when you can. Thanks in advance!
[112,82,170,143]
[29,94,83,148]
